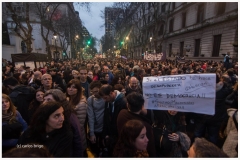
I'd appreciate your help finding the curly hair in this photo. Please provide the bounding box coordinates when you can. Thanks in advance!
[113,120,145,157]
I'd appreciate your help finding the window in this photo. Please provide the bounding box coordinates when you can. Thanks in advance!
[169,18,174,32]
[197,4,204,23]
[217,2,226,15]
[172,2,175,10]
[194,39,201,57]
[169,44,172,57]
[158,25,164,36]
[182,12,186,28]
[162,4,166,13]
[180,41,184,57]
[212,35,222,57]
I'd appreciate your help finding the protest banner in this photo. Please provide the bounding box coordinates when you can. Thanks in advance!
[144,52,166,61]
[142,74,216,115]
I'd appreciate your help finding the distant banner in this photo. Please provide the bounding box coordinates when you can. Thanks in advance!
[143,74,216,115]
[144,52,166,61]
[121,56,127,59]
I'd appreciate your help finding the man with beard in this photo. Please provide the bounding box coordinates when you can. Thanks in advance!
[125,76,142,96]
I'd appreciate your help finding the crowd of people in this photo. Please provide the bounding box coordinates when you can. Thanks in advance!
[2,57,238,157]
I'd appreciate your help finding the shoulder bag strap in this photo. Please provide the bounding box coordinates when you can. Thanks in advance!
[92,96,98,125]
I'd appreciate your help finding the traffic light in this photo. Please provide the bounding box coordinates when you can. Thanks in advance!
[120,41,124,45]
[87,40,91,45]
[63,50,66,56]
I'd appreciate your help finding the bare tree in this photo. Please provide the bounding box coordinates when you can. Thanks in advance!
[6,2,33,53]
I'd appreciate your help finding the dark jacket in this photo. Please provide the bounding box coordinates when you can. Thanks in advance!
[18,124,73,157]
[125,86,143,96]
[195,83,232,125]
[52,74,65,92]
[69,113,84,157]
[117,109,156,157]
[9,85,36,124]
[102,92,127,138]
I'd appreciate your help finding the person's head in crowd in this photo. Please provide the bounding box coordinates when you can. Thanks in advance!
[188,137,228,157]
[103,73,110,82]
[18,65,25,73]
[25,66,30,73]
[129,77,139,90]
[151,68,158,76]
[49,68,57,76]
[221,74,231,84]
[227,68,234,77]
[30,101,65,134]
[43,89,66,104]
[21,73,29,84]
[34,71,42,80]
[89,80,102,98]
[113,119,149,157]
[2,94,17,117]
[103,65,109,73]
[87,63,92,71]
[13,73,22,83]
[41,74,52,90]
[94,64,100,71]
[158,70,162,76]
[66,79,84,106]
[79,66,88,83]
[72,70,79,79]
[170,68,178,75]
[114,84,126,95]
[3,76,19,90]
[99,84,116,102]
[87,70,93,80]
[137,68,145,77]
[2,144,53,157]
[126,92,144,113]
[35,89,45,103]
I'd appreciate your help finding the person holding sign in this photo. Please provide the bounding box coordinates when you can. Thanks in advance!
[152,110,191,157]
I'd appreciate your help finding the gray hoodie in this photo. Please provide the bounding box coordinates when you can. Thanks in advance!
[87,95,105,136]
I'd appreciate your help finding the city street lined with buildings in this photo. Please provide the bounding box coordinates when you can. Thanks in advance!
[2,2,238,158]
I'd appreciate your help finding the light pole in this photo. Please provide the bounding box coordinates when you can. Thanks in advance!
[126,37,129,58]
[53,33,58,59]
[114,45,116,59]
[75,35,79,60]
[149,37,152,53]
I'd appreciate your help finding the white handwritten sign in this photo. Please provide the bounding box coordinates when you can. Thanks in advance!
[143,74,216,115]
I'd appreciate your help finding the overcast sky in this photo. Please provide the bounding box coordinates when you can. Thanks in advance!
[74,2,114,51]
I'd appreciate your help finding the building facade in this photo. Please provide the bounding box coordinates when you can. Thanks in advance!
[113,2,238,61]
[2,2,82,62]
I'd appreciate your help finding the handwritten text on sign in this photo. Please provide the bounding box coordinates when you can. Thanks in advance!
[143,74,216,115]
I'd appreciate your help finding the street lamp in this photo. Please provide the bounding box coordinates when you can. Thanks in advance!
[150,37,152,53]
[53,33,58,59]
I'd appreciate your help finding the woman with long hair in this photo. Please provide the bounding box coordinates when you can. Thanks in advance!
[66,79,88,156]
[42,89,84,157]
[2,94,28,153]
[18,101,73,157]
[113,119,149,157]
[28,89,44,122]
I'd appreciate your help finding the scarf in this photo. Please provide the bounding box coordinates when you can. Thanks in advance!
[2,111,14,123]
[134,150,149,158]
